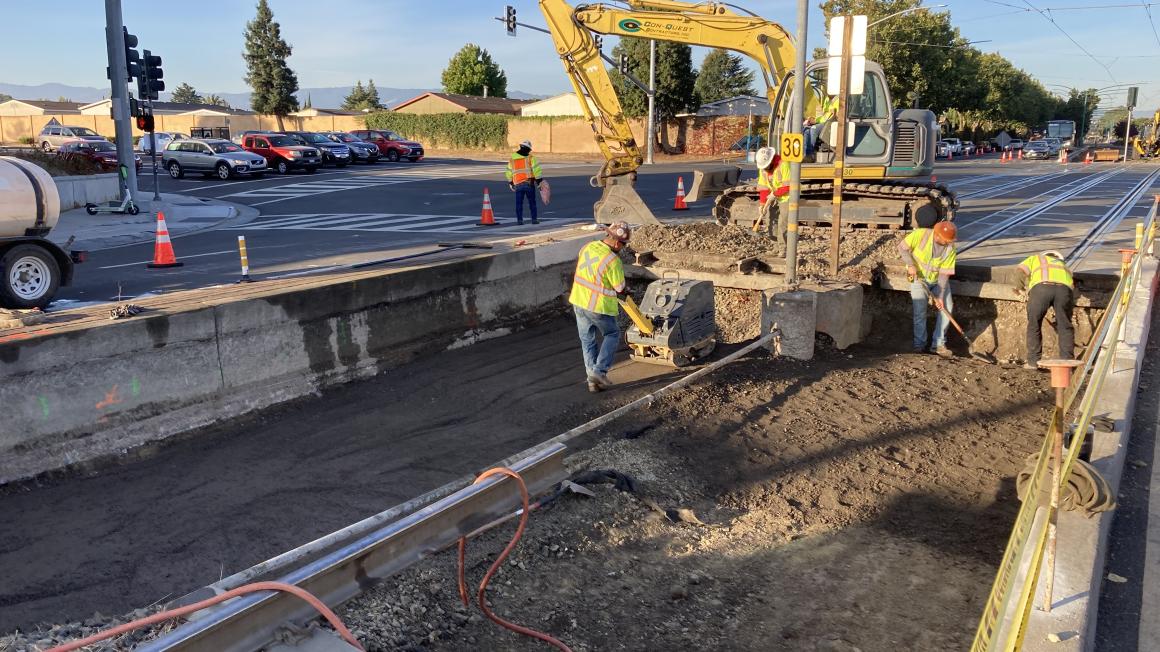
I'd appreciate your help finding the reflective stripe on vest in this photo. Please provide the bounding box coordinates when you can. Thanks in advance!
[570,242,621,314]
[758,161,792,203]
[911,229,952,282]
[510,155,535,185]
[1027,255,1074,289]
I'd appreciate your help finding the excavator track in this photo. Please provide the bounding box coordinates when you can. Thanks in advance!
[714,179,959,230]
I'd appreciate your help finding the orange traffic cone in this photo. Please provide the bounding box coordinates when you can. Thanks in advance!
[930,174,938,185]
[999,151,1007,164]
[479,188,496,226]
[1018,149,1024,161]
[673,176,689,210]
[1085,151,1093,165]
[948,149,953,161]
[1059,149,1067,164]
[147,211,182,268]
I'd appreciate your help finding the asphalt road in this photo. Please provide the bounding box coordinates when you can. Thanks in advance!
[56,157,704,304]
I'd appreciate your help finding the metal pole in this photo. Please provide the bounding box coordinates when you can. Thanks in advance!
[829,16,852,277]
[785,0,808,284]
[103,0,139,206]
[1123,105,1133,163]
[1079,94,1088,145]
[646,39,656,165]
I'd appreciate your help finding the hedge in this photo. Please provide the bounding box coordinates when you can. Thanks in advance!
[364,112,509,150]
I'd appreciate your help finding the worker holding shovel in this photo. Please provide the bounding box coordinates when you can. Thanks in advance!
[898,221,958,358]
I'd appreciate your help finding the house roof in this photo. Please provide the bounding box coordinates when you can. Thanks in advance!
[393,92,534,114]
[291,107,364,116]
[78,99,255,115]
[4,99,83,112]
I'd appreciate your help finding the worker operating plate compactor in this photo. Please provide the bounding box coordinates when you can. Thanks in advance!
[621,278,716,367]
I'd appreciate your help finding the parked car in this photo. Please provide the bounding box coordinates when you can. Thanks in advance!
[38,125,107,152]
[56,139,142,172]
[1043,138,1063,154]
[240,133,321,174]
[136,132,186,154]
[349,129,424,162]
[960,141,976,156]
[942,137,963,155]
[283,131,351,167]
[936,140,952,158]
[163,138,268,180]
[1008,139,1025,151]
[232,130,270,145]
[322,132,380,163]
[1022,140,1052,160]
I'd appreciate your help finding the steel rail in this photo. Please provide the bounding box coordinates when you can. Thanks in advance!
[1065,167,1160,266]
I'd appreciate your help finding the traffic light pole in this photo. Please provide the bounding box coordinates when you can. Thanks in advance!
[103,0,139,206]
[785,0,808,284]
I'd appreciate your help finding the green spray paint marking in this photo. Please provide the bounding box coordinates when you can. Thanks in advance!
[38,397,50,419]
[131,377,141,397]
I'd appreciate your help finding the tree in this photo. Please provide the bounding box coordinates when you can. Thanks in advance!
[1054,88,1099,139]
[303,93,312,109]
[365,79,383,110]
[609,38,697,121]
[204,94,231,108]
[441,44,508,98]
[170,82,203,104]
[0,93,12,103]
[342,81,368,110]
[243,0,299,122]
[694,49,756,104]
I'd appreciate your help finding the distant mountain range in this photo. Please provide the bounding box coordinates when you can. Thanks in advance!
[0,82,542,109]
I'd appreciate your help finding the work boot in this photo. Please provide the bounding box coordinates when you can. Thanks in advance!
[1023,361,1039,370]
[594,372,614,389]
[935,345,953,359]
[587,380,601,393]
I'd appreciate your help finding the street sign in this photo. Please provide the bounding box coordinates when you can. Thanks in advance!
[781,133,804,162]
[827,15,866,96]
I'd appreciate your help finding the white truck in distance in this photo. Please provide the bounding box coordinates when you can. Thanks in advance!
[0,157,82,309]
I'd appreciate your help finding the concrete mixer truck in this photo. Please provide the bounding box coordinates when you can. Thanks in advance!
[0,156,82,309]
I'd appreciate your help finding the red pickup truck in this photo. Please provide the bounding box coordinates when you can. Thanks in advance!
[349,129,424,162]
[241,133,322,174]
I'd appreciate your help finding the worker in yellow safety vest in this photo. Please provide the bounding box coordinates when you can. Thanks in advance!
[804,93,839,157]
[1016,250,1075,369]
[754,147,791,245]
[898,220,958,358]
[569,221,630,393]
[505,139,544,226]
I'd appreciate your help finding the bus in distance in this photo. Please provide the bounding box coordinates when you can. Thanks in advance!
[1046,120,1077,149]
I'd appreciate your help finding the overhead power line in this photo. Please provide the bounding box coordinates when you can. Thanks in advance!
[1144,1,1160,48]
[1018,0,1118,82]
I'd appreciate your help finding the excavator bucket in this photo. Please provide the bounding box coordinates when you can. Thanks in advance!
[687,166,744,202]
[594,175,663,225]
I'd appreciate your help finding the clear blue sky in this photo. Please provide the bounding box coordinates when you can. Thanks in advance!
[1,1,1156,111]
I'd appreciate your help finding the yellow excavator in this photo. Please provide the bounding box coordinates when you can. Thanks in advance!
[1132,110,1160,159]
[538,0,955,230]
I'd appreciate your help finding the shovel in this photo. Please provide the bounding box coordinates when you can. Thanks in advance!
[915,279,997,364]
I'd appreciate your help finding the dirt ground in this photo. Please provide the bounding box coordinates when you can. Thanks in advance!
[335,343,1051,651]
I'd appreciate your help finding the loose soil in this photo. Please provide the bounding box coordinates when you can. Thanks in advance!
[334,343,1049,651]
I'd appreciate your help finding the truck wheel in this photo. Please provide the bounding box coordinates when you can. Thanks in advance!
[386,150,400,162]
[276,160,290,175]
[215,162,232,180]
[1,245,60,309]
[41,141,52,152]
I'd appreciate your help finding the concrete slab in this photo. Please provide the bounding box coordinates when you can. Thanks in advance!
[1022,258,1159,650]
[761,289,816,360]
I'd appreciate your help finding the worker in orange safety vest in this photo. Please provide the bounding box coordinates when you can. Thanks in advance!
[505,140,544,225]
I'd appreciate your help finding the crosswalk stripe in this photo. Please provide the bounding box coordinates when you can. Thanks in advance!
[222,163,508,203]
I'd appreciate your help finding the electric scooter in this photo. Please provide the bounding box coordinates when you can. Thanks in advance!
[85,164,141,215]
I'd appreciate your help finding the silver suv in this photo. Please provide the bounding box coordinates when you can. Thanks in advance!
[163,138,268,180]
[38,125,107,152]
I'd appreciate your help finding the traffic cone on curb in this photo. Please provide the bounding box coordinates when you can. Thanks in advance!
[478,188,497,226]
[673,176,689,210]
[146,211,182,268]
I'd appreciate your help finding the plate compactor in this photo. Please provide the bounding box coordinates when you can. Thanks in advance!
[621,278,717,367]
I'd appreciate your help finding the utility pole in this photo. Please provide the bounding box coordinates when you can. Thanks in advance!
[646,39,656,165]
[1124,86,1139,162]
[785,0,808,284]
[103,0,139,205]
[829,17,854,277]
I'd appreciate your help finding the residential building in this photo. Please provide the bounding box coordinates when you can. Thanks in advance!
[392,92,534,116]
[519,93,596,117]
[0,99,83,116]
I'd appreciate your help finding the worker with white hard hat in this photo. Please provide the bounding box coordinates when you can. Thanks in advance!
[1016,250,1075,369]
[754,146,791,245]
[505,139,543,225]
[569,221,631,393]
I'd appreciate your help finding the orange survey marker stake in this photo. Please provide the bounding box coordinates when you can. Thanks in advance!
[478,188,496,226]
[673,176,689,210]
[147,211,183,268]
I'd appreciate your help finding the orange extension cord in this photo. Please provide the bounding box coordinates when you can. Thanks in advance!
[46,581,364,652]
[457,467,572,652]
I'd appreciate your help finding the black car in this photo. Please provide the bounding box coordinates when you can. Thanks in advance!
[283,131,351,167]
[322,132,380,164]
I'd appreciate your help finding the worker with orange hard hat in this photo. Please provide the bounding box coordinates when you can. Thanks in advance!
[898,220,958,358]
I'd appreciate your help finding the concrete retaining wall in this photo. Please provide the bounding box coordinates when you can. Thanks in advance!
[0,242,586,485]
[54,173,120,210]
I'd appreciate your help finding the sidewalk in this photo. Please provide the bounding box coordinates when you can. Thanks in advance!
[46,192,257,251]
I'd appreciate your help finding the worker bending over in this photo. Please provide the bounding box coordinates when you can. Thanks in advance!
[755,147,791,246]
[1016,251,1075,369]
[506,139,543,225]
[570,221,631,393]
[898,221,958,358]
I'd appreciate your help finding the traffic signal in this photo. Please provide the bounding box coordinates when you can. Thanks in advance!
[594,34,603,50]
[1128,86,1139,107]
[505,5,517,36]
[135,106,154,132]
[123,27,141,80]
[139,50,165,101]
[619,54,629,75]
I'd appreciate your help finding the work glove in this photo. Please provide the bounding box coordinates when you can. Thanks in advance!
[906,265,917,283]
[508,183,516,191]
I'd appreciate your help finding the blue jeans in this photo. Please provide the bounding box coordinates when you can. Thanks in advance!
[574,307,619,377]
[911,280,953,350]
[514,182,538,224]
